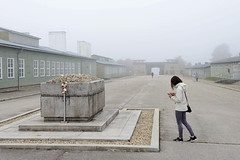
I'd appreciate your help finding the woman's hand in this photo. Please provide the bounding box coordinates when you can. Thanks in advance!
[168,92,175,98]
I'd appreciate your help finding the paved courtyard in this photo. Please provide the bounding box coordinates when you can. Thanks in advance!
[0,75,240,159]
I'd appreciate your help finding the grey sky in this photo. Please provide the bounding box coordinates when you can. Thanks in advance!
[1,0,240,64]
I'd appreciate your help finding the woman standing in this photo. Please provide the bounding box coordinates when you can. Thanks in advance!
[168,76,197,142]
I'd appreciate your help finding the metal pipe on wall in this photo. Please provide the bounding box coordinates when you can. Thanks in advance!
[17,48,23,91]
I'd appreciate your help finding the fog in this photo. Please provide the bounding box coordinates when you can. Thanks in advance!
[1,0,240,64]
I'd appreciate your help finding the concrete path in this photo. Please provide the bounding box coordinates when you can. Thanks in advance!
[0,75,240,159]
[0,110,140,141]
[0,85,40,102]
[0,95,40,121]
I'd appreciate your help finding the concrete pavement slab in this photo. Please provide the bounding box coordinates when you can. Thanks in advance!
[0,108,160,152]
[0,110,141,141]
[19,109,119,132]
[80,110,141,141]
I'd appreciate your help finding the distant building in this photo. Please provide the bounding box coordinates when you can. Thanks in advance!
[49,31,66,52]
[133,60,147,75]
[166,59,176,63]
[91,54,127,79]
[133,59,183,76]
[211,55,240,80]
[185,63,211,79]
[133,60,146,63]
[77,41,91,57]
[185,55,240,80]
[164,62,184,75]
[92,54,114,62]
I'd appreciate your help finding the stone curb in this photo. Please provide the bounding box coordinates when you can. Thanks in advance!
[0,143,158,152]
[0,108,40,124]
[201,81,240,92]
[184,76,240,92]
[150,109,160,151]
[0,93,40,102]
[0,108,160,152]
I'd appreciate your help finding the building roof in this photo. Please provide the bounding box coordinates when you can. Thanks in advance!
[166,59,177,62]
[0,27,40,40]
[211,56,240,64]
[66,51,92,59]
[92,54,114,62]
[185,63,210,69]
[133,59,145,61]
[0,39,95,60]
[49,31,66,34]
[91,54,124,66]
[96,60,124,66]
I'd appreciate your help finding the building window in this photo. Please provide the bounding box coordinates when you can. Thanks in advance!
[56,62,60,76]
[46,61,50,76]
[0,57,2,79]
[40,60,45,77]
[19,59,25,78]
[65,62,68,75]
[8,58,15,78]
[72,63,75,74]
[68,62,71,74]
[78,63,81,74]
[60,62,64,75]
[52,61,55,76]
[33,60,38,77]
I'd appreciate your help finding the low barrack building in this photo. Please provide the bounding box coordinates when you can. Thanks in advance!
[91,55,127,79]
[185,63,211,79]
[211,55,240,80]
[0,27,96,89]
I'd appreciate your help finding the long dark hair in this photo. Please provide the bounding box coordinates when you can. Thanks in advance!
[171,76,183,89]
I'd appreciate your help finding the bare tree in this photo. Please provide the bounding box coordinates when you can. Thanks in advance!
[175,56,186,75]
[211,44,232,61]
[175,56,186,67]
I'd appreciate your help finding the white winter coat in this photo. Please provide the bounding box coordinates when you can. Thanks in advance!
[171,82,188,111]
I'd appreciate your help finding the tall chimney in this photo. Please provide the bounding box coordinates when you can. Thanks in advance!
[49,31,66,52]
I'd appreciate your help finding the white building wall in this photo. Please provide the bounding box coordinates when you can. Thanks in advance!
[233,62,240,80]
[9,32,39,47]
[77,41,91,57]
[49,31,66,52]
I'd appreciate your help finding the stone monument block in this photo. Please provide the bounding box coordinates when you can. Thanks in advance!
[40,80,105,121]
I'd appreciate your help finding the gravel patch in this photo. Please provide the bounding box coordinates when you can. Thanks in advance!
[47,74,101,83]
[0,110,154,146]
